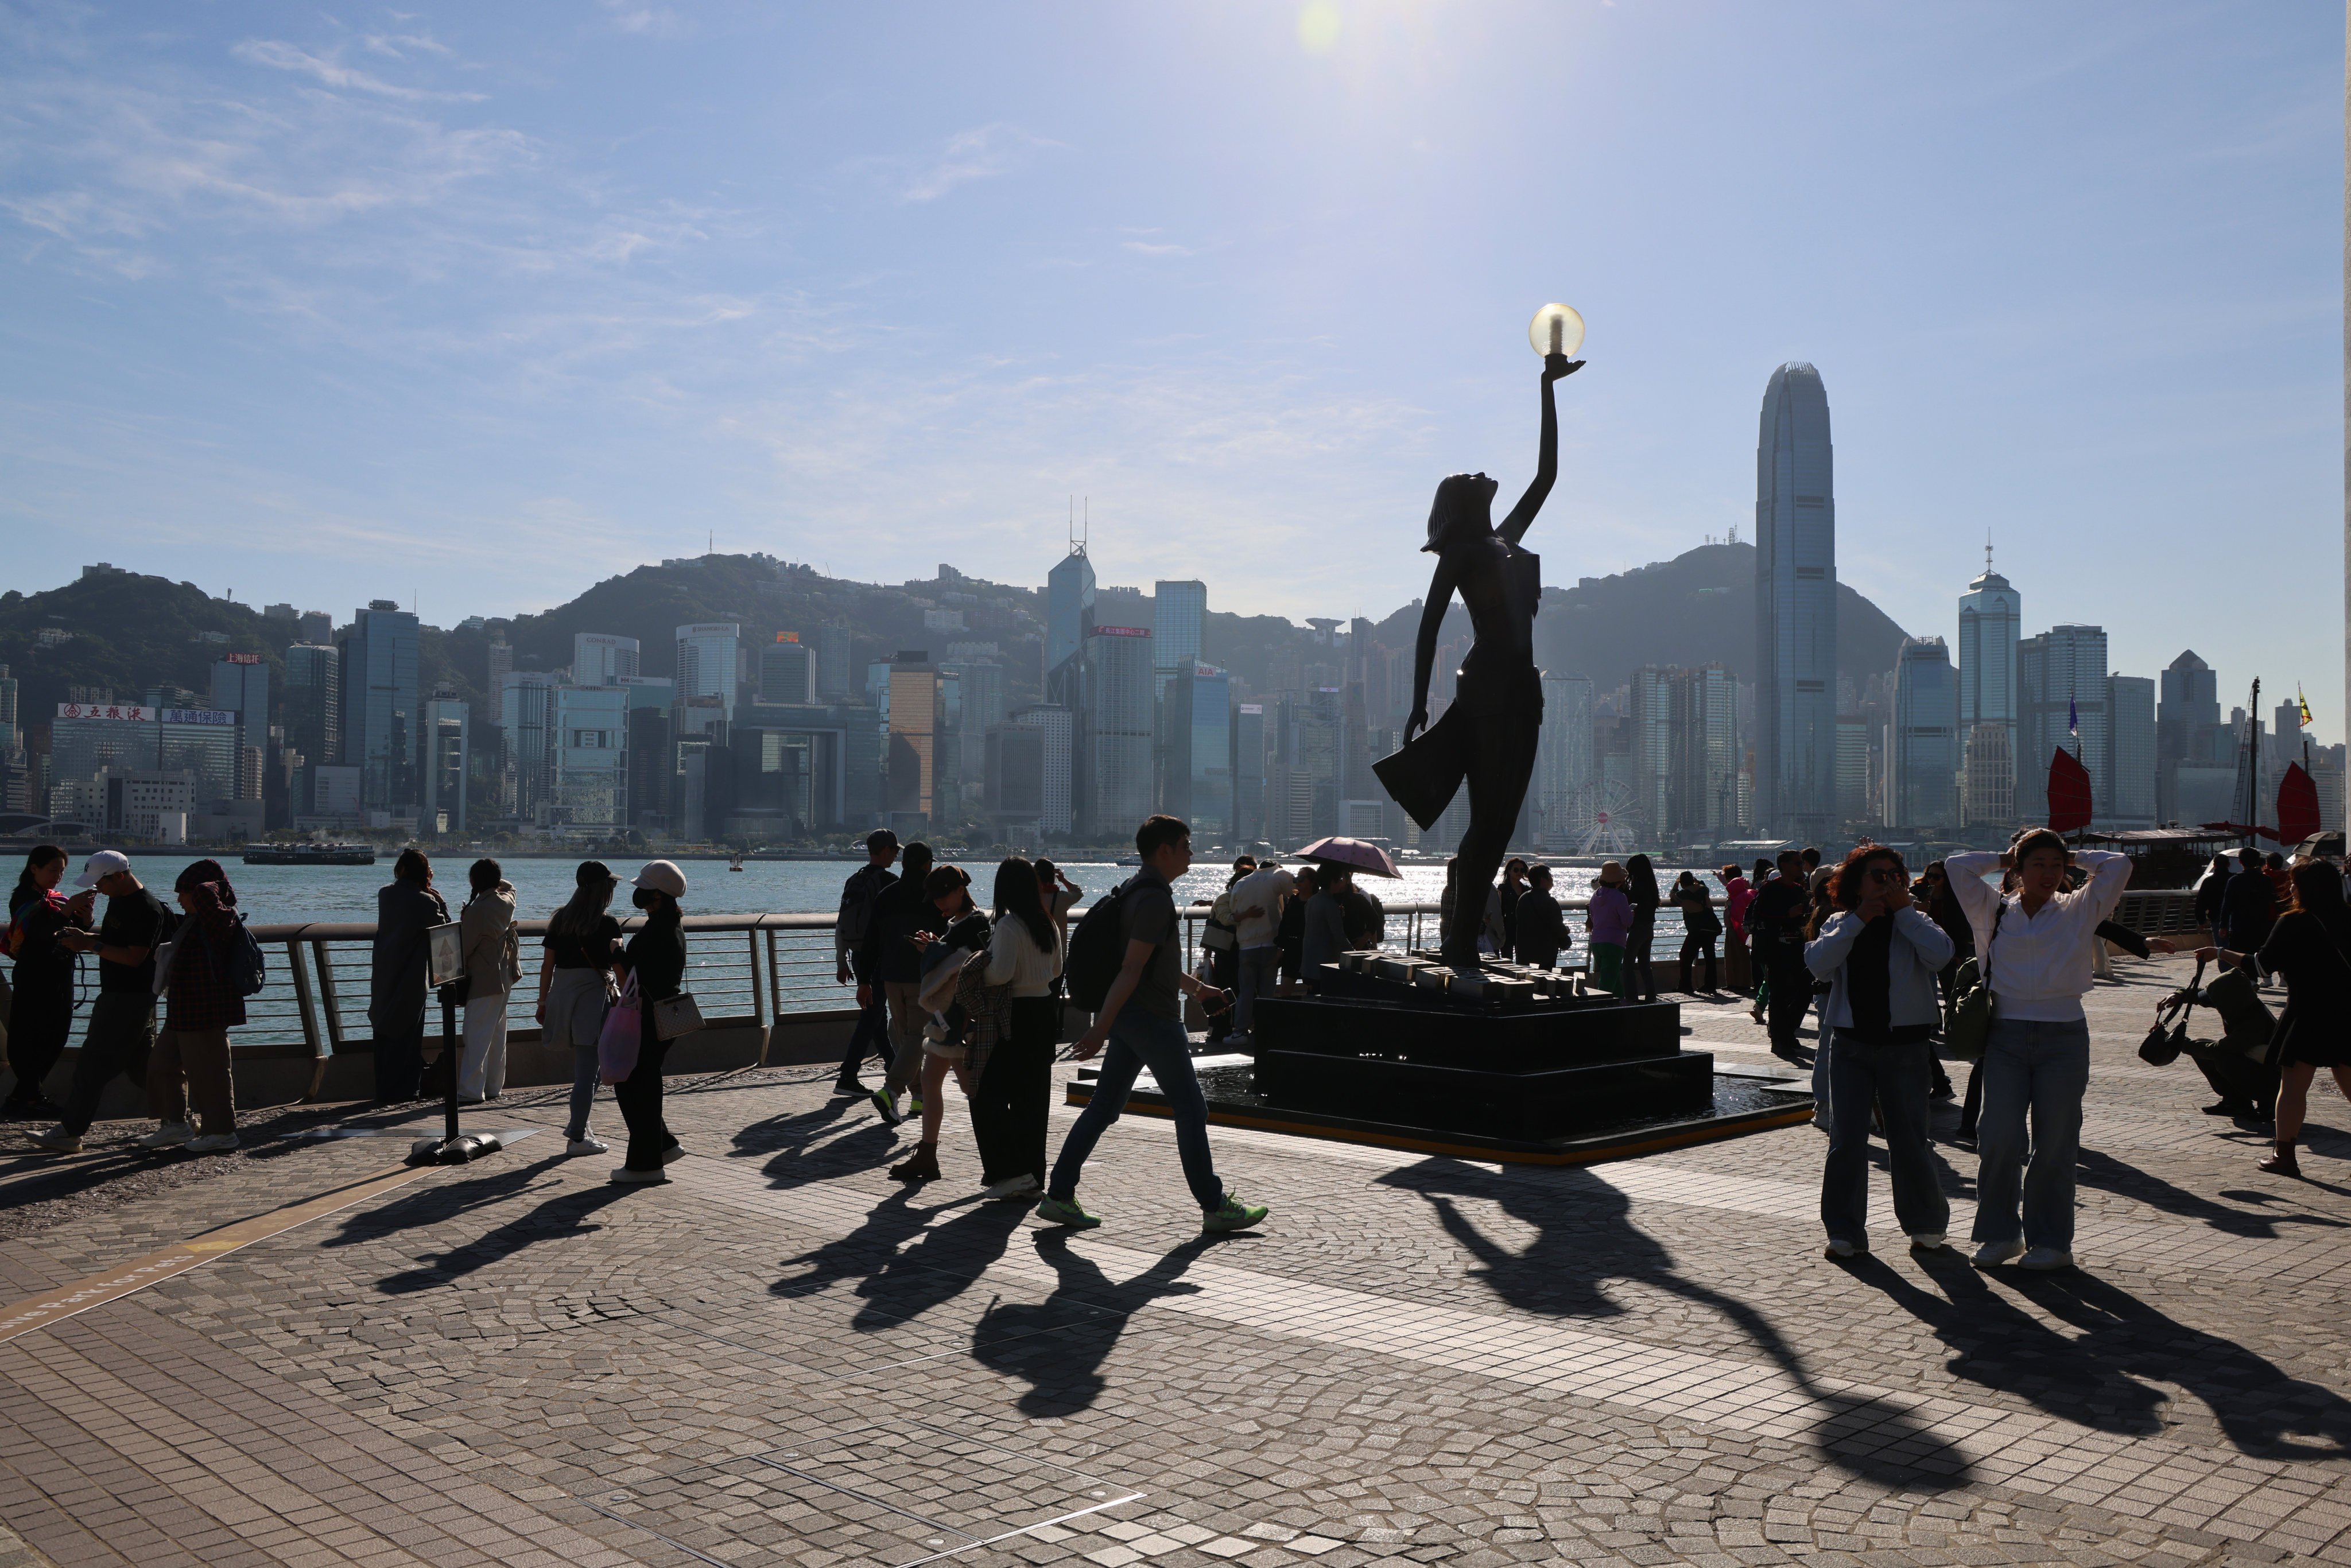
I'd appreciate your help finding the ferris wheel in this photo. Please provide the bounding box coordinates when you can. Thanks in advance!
[1562,778,1641,856]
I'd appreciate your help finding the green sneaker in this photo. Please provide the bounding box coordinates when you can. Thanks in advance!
[1202,1195,1268,1233]
[1034,1194,1101,1229]
[909,1093,924,1117]
[869,1088,904,1127]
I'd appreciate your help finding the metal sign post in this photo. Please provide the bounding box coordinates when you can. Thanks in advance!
[408,921,507,1166]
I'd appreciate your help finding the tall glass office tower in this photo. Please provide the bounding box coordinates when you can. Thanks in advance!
[340,602,420,812]
[1153,580,1205,685]
[674,623,740,735]
[1957,553,2020,827]
[1754,363,1838,837]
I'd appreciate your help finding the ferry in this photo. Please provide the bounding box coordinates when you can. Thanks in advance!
[243,843,378,867]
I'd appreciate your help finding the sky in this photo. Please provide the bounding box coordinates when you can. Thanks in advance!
[2,2,2342,737]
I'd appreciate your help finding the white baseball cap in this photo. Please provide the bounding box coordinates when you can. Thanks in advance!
[632,860,687,899]
[75,850,131,888]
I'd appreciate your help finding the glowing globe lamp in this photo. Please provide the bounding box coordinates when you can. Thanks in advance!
[1528,303,1585,360]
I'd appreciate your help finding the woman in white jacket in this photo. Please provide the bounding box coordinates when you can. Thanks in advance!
[1946,829,2131,1271]
[1804,845,1953,1259]
[456,859,518,1103]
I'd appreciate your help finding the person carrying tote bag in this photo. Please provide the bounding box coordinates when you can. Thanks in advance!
[608,861,689,1187]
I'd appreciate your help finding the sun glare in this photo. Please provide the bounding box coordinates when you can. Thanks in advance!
[1298,1,1342,55]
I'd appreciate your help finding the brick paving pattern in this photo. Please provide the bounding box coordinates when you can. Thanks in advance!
[2,954,2348,1566]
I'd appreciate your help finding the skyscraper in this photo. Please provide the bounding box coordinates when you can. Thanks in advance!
[815,623,852,701]
[501,671,557,819]
[2105,674,2157,828]
[2017,625,2109,821]
[1888,637,1959,829]
[886,654,944,830]
[422,695,469,833]
[1015,705,1075,836]
[573,633,641,686]
[550,684,629,828]
[760,636,816,705]
[1153,580,1206,688]
[1627,668,1675,837]
[208,655,270,733]
[339,601,420,812]
[1046,548,1096,697]
[282,644,340,814]
[1753,363,1838,837]
[674,623,740,735]
[1535,673,1594,849]
[1088,624,1155,831]
[1957,552,2020,829]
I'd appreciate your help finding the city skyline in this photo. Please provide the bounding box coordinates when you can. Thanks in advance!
[1,5,2339,736]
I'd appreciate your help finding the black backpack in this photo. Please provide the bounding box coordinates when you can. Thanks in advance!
[1064,880,1134,1012]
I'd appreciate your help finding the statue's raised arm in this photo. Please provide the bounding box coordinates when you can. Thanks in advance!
[1497,353,1579,545]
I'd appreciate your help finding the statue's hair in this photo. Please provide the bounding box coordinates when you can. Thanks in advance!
[1423,473,1490,550]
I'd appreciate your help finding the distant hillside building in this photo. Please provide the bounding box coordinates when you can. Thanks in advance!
[573,632,641,686]
[1753,363,1838,839]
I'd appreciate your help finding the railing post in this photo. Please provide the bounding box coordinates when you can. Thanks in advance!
[765,927,781,1018]
[311,940,346,1055]
[748,927,769,1029]
[287,938,321,1055]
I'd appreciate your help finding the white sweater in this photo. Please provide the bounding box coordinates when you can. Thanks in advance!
[982,915,1062,997]
[1945,849,2131,1022]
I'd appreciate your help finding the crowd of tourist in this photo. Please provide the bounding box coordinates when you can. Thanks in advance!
[5,812,2342,1262]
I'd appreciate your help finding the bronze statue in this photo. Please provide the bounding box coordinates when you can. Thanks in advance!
[1375,351,1581,975]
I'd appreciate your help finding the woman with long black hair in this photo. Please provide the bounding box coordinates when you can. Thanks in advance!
[968,856,1064,1201]
[609,861,688,1185]
[537,861,623,1158]
[1623,853,1662,1003]
[2199,859,2351,1177]
[5,845,75,1117]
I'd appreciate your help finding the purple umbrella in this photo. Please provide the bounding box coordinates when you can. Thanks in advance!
[1294,836,1402,879]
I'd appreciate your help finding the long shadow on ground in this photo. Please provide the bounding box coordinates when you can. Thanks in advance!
[1380,1156,1971,1488]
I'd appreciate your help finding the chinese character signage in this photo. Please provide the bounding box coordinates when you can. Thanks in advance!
[1091,626,1149,639]
[56,703,153,723]
[159,709,237,726]
[224,652,264,665]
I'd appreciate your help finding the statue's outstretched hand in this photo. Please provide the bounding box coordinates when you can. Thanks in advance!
[1403,708,1428,744]
[1543,354,1584,382]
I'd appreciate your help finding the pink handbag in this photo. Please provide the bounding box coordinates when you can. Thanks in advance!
[598,973,642,1085]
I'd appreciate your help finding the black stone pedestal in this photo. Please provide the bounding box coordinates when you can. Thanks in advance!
[1064,958,1814,1165]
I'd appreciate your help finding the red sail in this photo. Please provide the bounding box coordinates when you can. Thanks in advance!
[2046,747,2094,834]
[2278,762,2322,847]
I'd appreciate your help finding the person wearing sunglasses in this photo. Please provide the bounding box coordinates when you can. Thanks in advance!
[1805,844,1954,1260]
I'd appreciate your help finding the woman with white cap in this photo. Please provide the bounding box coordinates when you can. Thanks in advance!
[610,860,689,1185]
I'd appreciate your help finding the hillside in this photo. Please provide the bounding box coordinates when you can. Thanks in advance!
[3,544,1917,749]
[1360,542,1914,700]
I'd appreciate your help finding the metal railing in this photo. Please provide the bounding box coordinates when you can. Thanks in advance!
[197,885,2206,1058]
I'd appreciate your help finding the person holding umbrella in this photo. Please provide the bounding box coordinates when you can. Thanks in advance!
[1294,837,1402,983]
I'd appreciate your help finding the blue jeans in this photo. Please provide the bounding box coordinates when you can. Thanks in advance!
[1812,1033,1833,1125]
[1049,1006,1227,1212]
[1233,947,1280,1042]
[1821,1033,1948,1243]
[1970,1016,2090,1251]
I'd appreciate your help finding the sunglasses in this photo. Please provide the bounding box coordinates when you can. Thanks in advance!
[1865,867,1906,883]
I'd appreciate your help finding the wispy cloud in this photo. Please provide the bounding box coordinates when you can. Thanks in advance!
[898,123,1059,203]
[1120,239,1194,257]
[360,32,453,60]
[231,38,486,102]
[600,1,692,40]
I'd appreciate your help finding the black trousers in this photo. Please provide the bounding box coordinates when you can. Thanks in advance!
[61,992,155,1137]
[1678,934,1718,992]
[840,950,889,1078]
[374,1028,425,1103]
[2186,1042,2279,1115]
[5,980,73,1106]
[1625,927,1657,1002]
[972,998,1058,1185]
[615,1018,674,1171]
[1764,951,1813,1051]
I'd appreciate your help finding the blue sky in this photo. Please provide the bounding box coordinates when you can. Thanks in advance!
[2,2,2341,735]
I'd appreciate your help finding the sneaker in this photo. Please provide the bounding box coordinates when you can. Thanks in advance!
[1909,1232,1948,1252]
[1202,1195,1268,1233]
[186,1132,241,1154]
[982,1173,1039,1201]
[566,1135,609,1157]
[1035,1194,1101,1229]
[139,1121,193,1148]
[909,1093,924,1117]
[2203,1099,2255,1117]
[29,1127,81,1155]
[1972,1237,2025,1267]
[609,1166,669,1185]
[659,1142,685,1165]
[870,1088,903,1127]
[1823,1237,1864,1260]
[832,1075,864,1097]
[2018,1246,2074,1271]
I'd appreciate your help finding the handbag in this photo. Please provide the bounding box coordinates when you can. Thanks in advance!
[652,990,705,1041]
[2139,960,2199,1066]
[598,973,643,1084]
[1944,899,2005,1063]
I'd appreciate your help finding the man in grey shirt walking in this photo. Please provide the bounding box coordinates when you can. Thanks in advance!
[1038,814,1268,1235]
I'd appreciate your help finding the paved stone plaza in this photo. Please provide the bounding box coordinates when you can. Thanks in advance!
[5,953,2351,1568]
